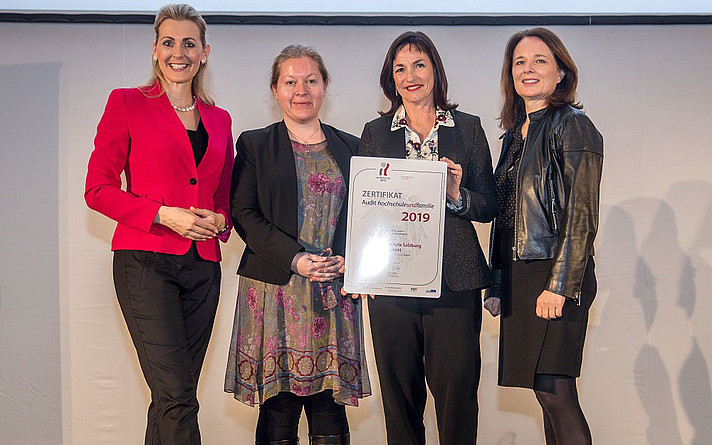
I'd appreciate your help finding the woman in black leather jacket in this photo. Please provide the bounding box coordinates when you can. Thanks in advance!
[485,28,603,445]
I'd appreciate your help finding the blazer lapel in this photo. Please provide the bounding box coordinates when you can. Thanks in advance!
[322,123,351,179]
[437,124,459,163]
[272,122,299,238]
[196,100,213,167]
[384,126,408,159]
[154,91,197,173]
[321,123,353,256]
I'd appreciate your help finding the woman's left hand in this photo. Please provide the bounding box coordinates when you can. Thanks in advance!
[190,207,226,234]
[310,254,345,283]
[536,290,566,319]
[440,157,462,202]
[484,297,501,317]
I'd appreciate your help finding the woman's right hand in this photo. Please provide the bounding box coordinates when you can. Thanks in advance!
[154,206,218,241]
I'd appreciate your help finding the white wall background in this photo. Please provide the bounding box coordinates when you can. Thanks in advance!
[1,21,711,445]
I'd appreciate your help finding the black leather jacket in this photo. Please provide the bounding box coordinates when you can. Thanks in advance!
[488,105,603,301]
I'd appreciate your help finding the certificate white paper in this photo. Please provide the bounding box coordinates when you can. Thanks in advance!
[343,156,446,298]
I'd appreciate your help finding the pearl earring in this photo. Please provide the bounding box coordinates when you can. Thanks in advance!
[153,56,158,62]
[201,60,206,64]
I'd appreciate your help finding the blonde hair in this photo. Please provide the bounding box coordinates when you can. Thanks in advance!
[142,4,214,105]
[270,44,330,91]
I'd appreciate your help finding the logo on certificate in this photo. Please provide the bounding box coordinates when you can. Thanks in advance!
[378,162,390,176]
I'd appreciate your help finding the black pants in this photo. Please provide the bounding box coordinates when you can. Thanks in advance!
[368,289,482,445]
[255,390,349,441]
[113,244,221,445]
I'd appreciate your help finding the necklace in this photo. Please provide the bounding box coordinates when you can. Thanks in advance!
[171,95,197,112]
[287,125,323,145]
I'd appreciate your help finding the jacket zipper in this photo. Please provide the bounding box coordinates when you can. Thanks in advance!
[548,177,558,233]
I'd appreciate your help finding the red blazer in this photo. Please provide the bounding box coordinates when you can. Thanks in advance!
[85,83,234,261]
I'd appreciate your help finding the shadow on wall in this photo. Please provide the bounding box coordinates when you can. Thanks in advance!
[679,338,712,445]
[634,344,684,445]
[668,181,712,445]
[632,200,684,445]
[592,204,645,440]
[596,180,712,444]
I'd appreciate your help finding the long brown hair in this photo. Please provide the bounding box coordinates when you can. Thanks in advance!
[499,27,580,130]
[379,31,457,116]
[142,4,214,105]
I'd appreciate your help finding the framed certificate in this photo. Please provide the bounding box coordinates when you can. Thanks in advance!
[343,156,446,298]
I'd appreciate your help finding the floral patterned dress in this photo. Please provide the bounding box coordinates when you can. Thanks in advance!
[225,139,371,407]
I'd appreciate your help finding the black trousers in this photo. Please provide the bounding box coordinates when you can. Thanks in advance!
[113,244,221,445]
[255,390,349,441]
[368,288,482,445]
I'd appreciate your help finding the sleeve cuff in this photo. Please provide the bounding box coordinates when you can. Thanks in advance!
[446,195,464,212]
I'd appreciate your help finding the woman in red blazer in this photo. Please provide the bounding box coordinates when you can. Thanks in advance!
[84,5,233,444]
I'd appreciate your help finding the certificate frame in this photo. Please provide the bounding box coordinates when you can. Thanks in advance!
[343,156,446,298]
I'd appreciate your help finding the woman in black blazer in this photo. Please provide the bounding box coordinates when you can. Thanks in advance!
[224,45,370,445]
[359,31,496,444]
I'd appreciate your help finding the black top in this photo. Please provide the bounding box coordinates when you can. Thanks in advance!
[494,122,524,237]
[187,120,209,166]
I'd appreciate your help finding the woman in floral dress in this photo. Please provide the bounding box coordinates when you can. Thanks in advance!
[225,44,370,445]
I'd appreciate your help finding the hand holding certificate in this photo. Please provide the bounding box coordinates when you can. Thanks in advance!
[343,156,446,298]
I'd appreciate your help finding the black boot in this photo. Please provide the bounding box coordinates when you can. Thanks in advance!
[256,440,299,445]
[309,434,349,445]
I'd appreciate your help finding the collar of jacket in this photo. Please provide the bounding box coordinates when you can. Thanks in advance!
[273,120,353,239]
[498,106,550,141]
[527,106,550,121]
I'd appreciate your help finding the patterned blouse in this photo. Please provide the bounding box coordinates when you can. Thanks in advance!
[391,105,461,210]
[391,105,455,161]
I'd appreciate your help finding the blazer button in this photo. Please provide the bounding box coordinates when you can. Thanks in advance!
[189,178,197,185]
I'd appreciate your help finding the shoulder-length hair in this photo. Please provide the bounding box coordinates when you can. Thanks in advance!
[142,4,214,105]
[499,27,581,130]
[379,31,457,116]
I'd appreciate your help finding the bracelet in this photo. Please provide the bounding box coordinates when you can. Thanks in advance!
[217,216,229,233]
